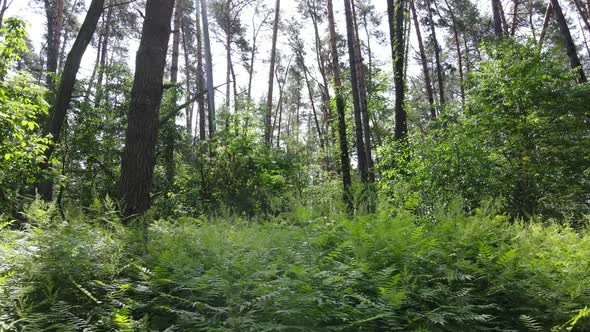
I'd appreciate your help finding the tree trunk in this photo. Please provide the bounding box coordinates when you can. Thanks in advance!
[94,6,112,108]
[163,0,184,187]
[58,0,80,71]
[0,0,10,30]
[37,0,105,200]
[426,0,445,107]
[351,0,374,184]
[389,0,409,140]
[410,0,435,119]
[443,0,465,104]
[550,0,587,83]
[265,0,280,145]
[224,0,231,112]
[201,0,216,136]
[511,0,520,36]
[492,0,504,36]
[43,0,65,91]
[343,0,368,184]
[539,2,553,47]
[195,0,207,140]
[181,18,193,134]
[120,0,175,218]
[327,0,352,211]
[302,65,325,151]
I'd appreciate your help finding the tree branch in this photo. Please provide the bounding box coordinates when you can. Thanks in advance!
[159,82,228,126]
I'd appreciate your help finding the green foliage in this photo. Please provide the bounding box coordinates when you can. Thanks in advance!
[165,136,300,218]
[2,201,590,331]
[0,18,49,216]
[380,41,590,222]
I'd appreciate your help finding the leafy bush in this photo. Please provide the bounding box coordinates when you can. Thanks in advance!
[380,41,590,222]
[0,18,49,216]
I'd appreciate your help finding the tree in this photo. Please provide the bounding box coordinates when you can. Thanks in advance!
[120,0,175,218]
[550,0,587,83]
[43,0,65,91]
[195,0,207,140]
[327,0,353,211]
[0,18,49,215]
[265,0,280,145]
[0,0,13,30]
[425,0,445,107]
[388,0,408,139]
[37,0,105,200]
[410,0,435,119]
[343,0,368,183]
[162,0,184,187]
[201,0,216,136]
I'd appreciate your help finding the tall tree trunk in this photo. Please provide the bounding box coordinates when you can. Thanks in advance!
[307,0,332,148]
[225,0,231,112]
[37,0,105,200]
[195,0,206,140]
[343,0,368,184]
[492,0,504,36]
[410,0,435,119]
[163,0,184,187]
[58,0,80,71]
[120,0,175,218]
[44,0,65,91]
[351,0,374,184]
[443,0,465,104]
[539,2,553,47]
[181,18,193,134]
[0,0,11,30]
[389,0,408,141]
[573,0,590,38]
[201,0,216,136]
[94,6,112,108]
[247,7,271,102]
[265,0,280,145]
[511,0,520,35]
[550,0,587,83]
[327,0,352,211]
[426,0,445,107]
[302,65,325,151]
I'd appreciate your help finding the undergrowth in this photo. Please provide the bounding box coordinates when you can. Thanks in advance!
[1,200,589,331]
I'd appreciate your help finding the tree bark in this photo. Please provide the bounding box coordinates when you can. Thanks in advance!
[426,0,445,107]
[37,0,105,200]
[327,0,352,211]
[163,0,184,186]
[343,0,368,183]
[43,0,65,91]
[195,0,206,140]
[539,2,552,47]
[492,0,504,36]
[389,0,409,140]
[201,0,216,136]
[351,0,374,184]
[94,6,112,108]
[550,0,587,83]
[442,0,465,104]
[119,0,175,218]
[181,17,193,134]
[265,0,280,145]
[0,0,11,30]
[410,0,435,119]
[511,0,520,36]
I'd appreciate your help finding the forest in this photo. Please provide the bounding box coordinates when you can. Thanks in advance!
[0,0,589,330]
